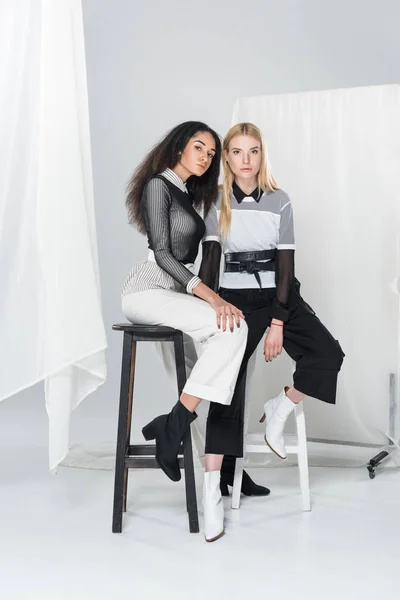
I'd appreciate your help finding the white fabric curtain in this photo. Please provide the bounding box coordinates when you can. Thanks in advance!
[232,85,400,445]
[0,0,107,470]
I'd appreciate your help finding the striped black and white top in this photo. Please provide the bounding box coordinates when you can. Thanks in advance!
[122,169,204,296]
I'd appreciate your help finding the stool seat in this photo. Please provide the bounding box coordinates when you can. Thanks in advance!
[112,322,199,534]
[112,323,179,336]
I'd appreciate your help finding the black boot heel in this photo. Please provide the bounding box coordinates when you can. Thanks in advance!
[142,421,157,441]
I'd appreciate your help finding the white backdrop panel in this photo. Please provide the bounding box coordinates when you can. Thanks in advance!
[232,84,400,444]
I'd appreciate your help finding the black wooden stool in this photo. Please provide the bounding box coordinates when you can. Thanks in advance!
[112,323,199,534]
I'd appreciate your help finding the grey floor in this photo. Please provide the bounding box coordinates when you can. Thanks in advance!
[1,392,399,600]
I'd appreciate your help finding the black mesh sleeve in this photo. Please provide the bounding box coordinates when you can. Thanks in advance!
[198,241,221,293]
[271,249,295,322]
[141,178,199,288]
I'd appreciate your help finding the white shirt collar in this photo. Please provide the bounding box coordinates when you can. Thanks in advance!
[161,168,188,194]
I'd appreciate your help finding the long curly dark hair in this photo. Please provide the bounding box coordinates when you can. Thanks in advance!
[126,121,222,234]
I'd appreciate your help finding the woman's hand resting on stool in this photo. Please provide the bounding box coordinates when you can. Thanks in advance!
[264,321,284,361]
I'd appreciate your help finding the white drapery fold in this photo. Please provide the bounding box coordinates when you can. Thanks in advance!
[0,0,107,470]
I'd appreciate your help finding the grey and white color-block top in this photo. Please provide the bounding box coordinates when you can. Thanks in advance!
[121,169,204,296]
[199,182,296,321]
[203,182,295,289]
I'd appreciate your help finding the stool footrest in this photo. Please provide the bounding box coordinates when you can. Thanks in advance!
[127,443,184,457]
[125,457,184,469]
[127,444,156,456]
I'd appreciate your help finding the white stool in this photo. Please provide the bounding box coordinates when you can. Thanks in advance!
[231,401,311,511]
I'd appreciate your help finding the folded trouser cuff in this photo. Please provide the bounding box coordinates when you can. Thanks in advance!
[183,380,234,405]
[293,367,339,404]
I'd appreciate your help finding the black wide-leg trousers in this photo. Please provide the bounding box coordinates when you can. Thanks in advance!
[205,287,345,457]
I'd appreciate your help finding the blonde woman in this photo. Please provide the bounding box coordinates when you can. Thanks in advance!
[199,123,344,481]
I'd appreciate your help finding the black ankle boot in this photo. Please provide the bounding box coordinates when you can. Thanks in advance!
[220,455,270,497]
[142,401,197,482]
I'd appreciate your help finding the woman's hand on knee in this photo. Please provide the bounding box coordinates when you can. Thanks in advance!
[209,298,244,332]
[264,326,283,362]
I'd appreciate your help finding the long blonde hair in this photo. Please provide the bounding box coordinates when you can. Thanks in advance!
[219,122,279,239]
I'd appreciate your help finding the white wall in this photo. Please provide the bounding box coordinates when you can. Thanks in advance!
[4,0,399,451]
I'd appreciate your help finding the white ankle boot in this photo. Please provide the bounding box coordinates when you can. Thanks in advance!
[261,389,295,459]
[203,470,224,543]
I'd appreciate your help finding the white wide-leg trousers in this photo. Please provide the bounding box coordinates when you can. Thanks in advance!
[122,289,248,406]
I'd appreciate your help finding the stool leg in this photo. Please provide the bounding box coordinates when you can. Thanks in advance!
[112,332,134,533]
[231,457,244,509]
[182,429,199,533]
[122,341,137,513]
[173,334,199,534]
[295,404,311,512]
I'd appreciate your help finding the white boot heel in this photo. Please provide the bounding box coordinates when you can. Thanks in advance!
[259,392,282,424]
[203,470,224,543]
[263,389,295,459]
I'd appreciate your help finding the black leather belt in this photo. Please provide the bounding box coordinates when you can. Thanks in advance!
[224,249,276,289]
[225,250,276,263]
